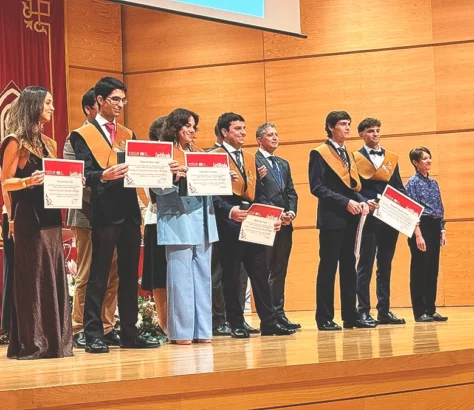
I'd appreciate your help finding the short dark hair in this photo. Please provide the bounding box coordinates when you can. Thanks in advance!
[217,112,245,137]
[160,108,199,143]
[214,123,222,138]
[325,111,351,138]
[81,88,96,116]
[409,146,432,169]
[255,122,276,139]
[148,116,167,141]
[94,77,127,103]
[358,118,381,133]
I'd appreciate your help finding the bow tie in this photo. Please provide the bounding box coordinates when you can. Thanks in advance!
[369,150,383,156]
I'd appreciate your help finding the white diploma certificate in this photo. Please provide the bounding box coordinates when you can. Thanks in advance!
[43,159,84,209]
[373,185,424,237]
[354,213,367,267]
[124,140,173,188]
[239,204,284,246]
[185,152,233,196]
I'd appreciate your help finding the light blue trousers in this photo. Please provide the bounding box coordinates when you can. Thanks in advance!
[166,241,212,341]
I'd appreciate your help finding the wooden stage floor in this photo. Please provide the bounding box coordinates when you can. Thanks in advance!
[2,307,474,409]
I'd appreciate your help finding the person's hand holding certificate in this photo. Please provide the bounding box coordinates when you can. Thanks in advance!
[43,159,84,209]
[124,140,173,188]
[185,152,232,196]
[373,185,424,237]
[239,204,284,246]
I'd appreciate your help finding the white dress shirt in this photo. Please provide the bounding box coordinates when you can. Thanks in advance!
[364,145,384,169]
[95,113,116,145]
[223,141,244,172]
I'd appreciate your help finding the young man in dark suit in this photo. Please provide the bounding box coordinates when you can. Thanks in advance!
[71,77,160,353]
[309,111,375,331]
[353,118,406,325]
[212,112,295,338]
[255,122,300,330]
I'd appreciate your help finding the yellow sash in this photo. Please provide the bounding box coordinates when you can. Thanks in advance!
[212,146,256,202]
[72,122,132,170]
[353,150,399,182]
[314,143,361,192]
[173,144,204,165]
[0,133,56,161]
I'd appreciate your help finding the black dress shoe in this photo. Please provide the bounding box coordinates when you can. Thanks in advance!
[213,323,232,336]
[85,337,110,354]
[120,334,160,349]
[243,321,260,334]
[431,312,448,322]
[230,327,250,339]
[317,320,342,331]
[415,313,434,322]
[360,312,377,324]
[73,332,86,349]
[277,316,301,330]
[377,312,406,325]
[261,323,296,336]
[343,318,377,329]
[104,329,121,346]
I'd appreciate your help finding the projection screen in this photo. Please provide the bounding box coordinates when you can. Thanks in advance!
[109,0,305,37]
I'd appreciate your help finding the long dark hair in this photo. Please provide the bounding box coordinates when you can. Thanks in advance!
[160,108,199,145]
[6,86,49,151]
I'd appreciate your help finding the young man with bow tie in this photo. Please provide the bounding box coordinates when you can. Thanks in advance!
[352,118,406,325]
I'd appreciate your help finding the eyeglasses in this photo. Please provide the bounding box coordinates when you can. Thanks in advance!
[106,97,128,106]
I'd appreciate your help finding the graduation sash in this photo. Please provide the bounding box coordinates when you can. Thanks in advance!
[314,143,361,192]
[353,149,399,182]
[173,144,204,165]
[0,133,57,162]
[72,122,132,170]
[212,146,256,202]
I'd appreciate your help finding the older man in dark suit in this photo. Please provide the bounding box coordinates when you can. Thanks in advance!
[255,122,300,330]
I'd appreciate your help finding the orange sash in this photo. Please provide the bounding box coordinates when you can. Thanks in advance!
[0,133,56,162]
[72,123,132,170]
[353,149,399,182]
[314,143,361,192]
[173,144,204,165]
[212,146,256,202]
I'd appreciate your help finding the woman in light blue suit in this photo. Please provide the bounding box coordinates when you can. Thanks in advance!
[153,108,218,345]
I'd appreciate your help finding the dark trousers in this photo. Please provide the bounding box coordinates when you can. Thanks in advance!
[211,242,248,328]
[1,213,14,331]
[84,218,141,343]
[316,220,359,325]
[356,215,399,316]
[408,217,441,318]
[219,238,275,329]
[267,225,293,317]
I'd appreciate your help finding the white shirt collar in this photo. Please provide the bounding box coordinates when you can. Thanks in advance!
[328,139,345,150]
[258,147,275,159]
[364,145,382,155]
[223,141,241,154]
[95,113,116,127]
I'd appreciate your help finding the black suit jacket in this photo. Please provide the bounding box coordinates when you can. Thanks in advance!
[309,140,366,230]
[255,150,298,231]
[70,119,141,227]
[356,147,406,200]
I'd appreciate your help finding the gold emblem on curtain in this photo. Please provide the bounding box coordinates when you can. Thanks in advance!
[22,0,51,34]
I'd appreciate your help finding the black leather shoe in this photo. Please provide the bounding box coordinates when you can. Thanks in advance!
[243,321,260,334]
[277,316,301,330]
[213,323,232,336]
[261,323,296,336]
[317,320,342,331]
[121,334,160,349]
[104,329,121,346]
[431,312,448,322]
[343,318,377,329]
[360,312,377,324]
[415,314,434,322]
[230,327,250,339]
[85,337,110,354]
[73,332,86,349]
[377,312,406,325]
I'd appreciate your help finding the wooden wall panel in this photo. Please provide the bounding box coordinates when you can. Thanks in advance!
[292,186,316,228]
[432,0,474,43]
[263,0,433,60]
[265,47,436,143]
[66,0,122,72]
[442,222,474,305]
[124,63,266,146]
[68,68,124,131]
[434,43,474,131]
[122,7,263,73]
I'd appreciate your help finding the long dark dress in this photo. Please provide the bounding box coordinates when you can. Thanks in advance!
[2,137,73,359]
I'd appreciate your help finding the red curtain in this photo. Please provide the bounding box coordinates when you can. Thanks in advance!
[0,0,68,156]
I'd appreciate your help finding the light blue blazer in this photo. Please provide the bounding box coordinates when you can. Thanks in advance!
[152,186,219,246]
